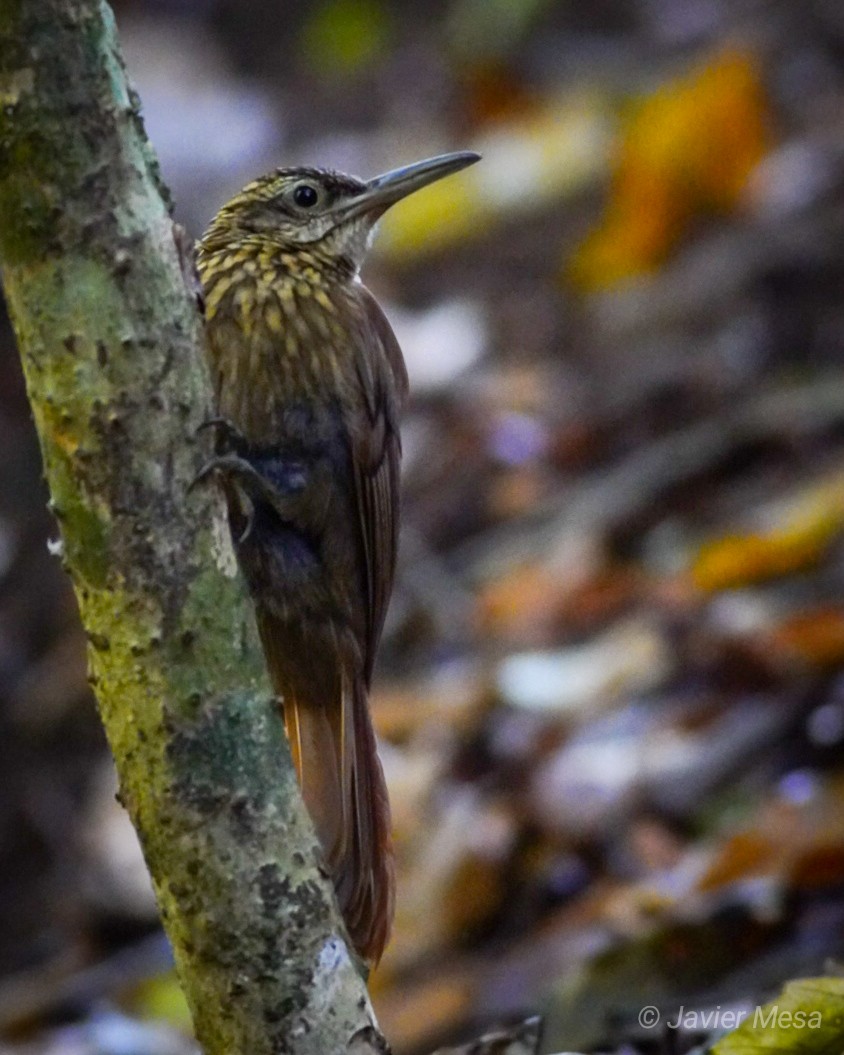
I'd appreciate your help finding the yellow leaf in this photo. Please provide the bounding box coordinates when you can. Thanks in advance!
[129,971,193,1033]
[300,0,390,77]
[692,473,844,592]
[376,171,478,258]
[713,977,844,1055]
[692,529,831,592]
[569,49,770,290]
[376,96,612,259]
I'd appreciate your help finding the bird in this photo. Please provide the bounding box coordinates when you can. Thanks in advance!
[195,151,480,963]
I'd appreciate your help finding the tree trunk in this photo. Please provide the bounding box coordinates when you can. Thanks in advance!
[0,1,386,1051]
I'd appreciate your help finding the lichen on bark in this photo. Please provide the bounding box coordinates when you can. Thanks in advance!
[0,0,386,1052]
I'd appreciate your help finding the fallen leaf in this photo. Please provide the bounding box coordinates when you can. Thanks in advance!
[697,832,778,894]
[769,606,844,668]
[377,96,612,259]
[692,472,844,591]
[692,530,832,592]
[569,49,770,289]
[713,977,844,1055]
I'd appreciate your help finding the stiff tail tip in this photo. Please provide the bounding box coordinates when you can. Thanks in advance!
[282,675,395,965]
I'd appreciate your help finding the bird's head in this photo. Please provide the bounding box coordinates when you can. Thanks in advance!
[201,151,480,273]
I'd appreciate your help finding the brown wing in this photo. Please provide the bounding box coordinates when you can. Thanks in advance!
[347,286,408,684]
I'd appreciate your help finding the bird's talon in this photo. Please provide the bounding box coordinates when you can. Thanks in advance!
[187,461,218,494]
[236,507,256,545]
[188,453,258,494]
[196,416,249,453]
[188,453,292,523]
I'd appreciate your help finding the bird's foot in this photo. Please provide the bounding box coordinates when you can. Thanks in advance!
[196,416,249,454]
[189,452,293,532]
[189,452,267,495]
[188,454,272,544]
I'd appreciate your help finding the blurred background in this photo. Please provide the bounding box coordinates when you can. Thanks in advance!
[2,0,844,1052]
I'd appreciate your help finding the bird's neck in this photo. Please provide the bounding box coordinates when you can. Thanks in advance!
[197,234,362,329]
[198,228,357,284]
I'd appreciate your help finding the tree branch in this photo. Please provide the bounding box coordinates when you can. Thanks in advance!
[0,1,386,1052]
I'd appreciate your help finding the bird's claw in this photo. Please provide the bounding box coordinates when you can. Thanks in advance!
[188,452,292,527]
[188,455,261,544]
[189,453,264,493]
[187,461,216,495]
[196,416,249,454]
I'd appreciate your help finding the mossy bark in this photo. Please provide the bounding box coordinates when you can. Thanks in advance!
[0,1,386,1052]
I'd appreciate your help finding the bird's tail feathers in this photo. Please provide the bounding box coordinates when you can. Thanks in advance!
[259,612,395,964]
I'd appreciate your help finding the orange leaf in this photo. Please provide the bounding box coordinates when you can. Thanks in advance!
[569,49,770,290]
[771,606,844,668]
[698,832,777,893]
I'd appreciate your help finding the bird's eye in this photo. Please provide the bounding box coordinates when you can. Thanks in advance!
[292,183,319,208]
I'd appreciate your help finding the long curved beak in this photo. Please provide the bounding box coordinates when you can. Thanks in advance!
[338,151,481,221]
